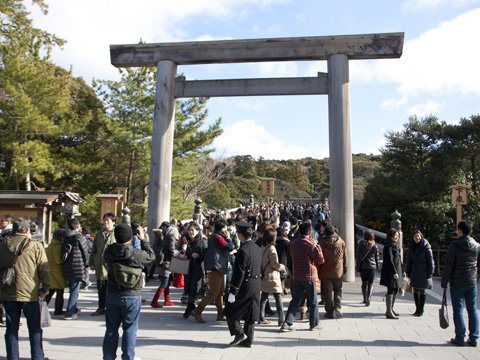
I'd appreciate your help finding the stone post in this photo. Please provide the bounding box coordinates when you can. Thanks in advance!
[328,54,355,282]
[193,198,203,224]
[121,207,131,225]
[391,210,403,261]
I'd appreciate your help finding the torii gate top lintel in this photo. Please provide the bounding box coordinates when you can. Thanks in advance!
[110,32,404,67]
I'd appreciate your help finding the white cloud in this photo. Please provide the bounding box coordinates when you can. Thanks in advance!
[27,0,289,81]
[402,0,477,11]
[212,119,316,159]
[380,97,408,111]
[406,100,443,117]
[354,8,480,111]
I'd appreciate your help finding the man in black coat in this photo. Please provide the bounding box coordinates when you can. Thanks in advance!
[223,221,262,348]
[62,218,89,320]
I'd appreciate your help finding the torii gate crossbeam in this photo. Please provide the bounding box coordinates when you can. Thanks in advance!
[110,32,404,282]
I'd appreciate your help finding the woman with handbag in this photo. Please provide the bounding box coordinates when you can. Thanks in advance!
[259,228,285,326]
[406,229,435,317]
[356,230,379,306]
[182,222,207,319]
[380,229,404,319]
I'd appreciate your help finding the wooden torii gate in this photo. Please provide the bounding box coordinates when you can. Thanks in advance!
[110,32,404,281]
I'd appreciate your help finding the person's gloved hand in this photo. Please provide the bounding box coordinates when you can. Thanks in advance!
[393,274,399,280]
[228,293,236,303]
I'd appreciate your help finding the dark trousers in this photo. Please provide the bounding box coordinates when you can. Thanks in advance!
[97,280,107,311]
[44,288,64,314]
[227,318,255,345]
[321,277,343,315]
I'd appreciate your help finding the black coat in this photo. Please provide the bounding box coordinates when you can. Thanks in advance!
[441,235,480,288]
[380,240,403,289]
[62,229,89,281]
[104,241,155,295]
[184,234,208,298]
[356,240,379,271]
[224,239,262,322]
[406,239,434,289]
[275,236,290,267]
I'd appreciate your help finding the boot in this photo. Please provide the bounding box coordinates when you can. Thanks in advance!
[190,307,206,323]
[361,282,368,305]
[183,303,196,319]
[416,294,426,317]
[413,292,420,316]
[365,283,373,307]
[391,293,399,317]
[385,294,398,319]
[163,287,176,306]
[151,288,164,308]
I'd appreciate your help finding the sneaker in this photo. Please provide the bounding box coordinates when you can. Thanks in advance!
[450,338,465,346]
[229,334,246,346]
[335,310,343,319]
[467,339,477,347]
[238,339,252,348]
[91,309,105,316]
[280,323,294,332]
[64,312,79,320]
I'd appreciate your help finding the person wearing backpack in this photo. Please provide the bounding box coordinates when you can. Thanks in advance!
[0,218,50,360]
[62,218,89,320]
[103,223,155,360]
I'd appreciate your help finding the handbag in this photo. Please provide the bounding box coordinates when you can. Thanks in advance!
[40,301,51,328]
[169,255,190,275]
[0,238,29,289]
[403,277,412,293]
[439,288,449,329]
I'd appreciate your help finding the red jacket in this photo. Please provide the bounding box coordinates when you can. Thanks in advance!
[290,235,325,282]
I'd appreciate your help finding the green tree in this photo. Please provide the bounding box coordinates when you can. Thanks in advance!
[94,66,223,221]
[0,0,72,189]
[359,116,456,247]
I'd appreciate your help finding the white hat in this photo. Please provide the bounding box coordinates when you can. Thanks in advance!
[281,221,291,231]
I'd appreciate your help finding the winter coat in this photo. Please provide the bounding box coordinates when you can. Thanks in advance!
[275,236,290,268]
[356,240,379,271]
[289,235,325,282]
[104,240,155,296]
[0,233,50,302]
[380,239,403,289]
[260,244,285,294]
[224,239,262,322]
[156,225,179,277]
[184,234,208,298]
[62,229,90,281]
[318,234,347,279]
[204,231,234,274]
[406,238,434,289]
[45,230,67,289]
[441,234,480,288]
[90,229,116,281]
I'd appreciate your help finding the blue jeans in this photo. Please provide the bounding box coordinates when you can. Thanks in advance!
[450,285,479,342]
[65,280,81,317]
[4,301,44,360]
[284,280,319,328]
[102,292,141,360]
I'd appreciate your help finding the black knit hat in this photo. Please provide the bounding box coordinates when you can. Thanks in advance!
[114,223,133,244]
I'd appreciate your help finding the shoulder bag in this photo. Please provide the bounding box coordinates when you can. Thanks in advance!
[439,287,449,329]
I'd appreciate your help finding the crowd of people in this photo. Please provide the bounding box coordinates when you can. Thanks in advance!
[0,200,479,359]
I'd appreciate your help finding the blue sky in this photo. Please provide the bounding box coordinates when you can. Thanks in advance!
[29,0,480,160]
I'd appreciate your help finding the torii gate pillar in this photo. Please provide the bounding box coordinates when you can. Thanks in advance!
[328,54,355,281]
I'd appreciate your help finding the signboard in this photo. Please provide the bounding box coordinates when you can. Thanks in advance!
[261,178,275,197]
[450,184,469,205]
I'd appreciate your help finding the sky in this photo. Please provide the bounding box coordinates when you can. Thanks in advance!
[28,0,480,160]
